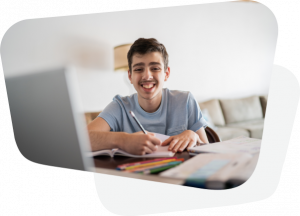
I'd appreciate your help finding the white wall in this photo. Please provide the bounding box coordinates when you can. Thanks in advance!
[1,2,277,112]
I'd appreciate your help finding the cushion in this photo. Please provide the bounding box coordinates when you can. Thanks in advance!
[219,96,263,124]
[260,95,268,117]
[199,99,225,126]
[226,119,264,139]
[215,127,250,141]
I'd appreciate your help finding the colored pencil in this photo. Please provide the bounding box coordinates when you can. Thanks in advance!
[133,161,182,174]
[116,157,177,170]
[126,161,182,173]
[143,163,181,174]
[125,158,184,171]
[125,163,171,173]
[124,158,178,171]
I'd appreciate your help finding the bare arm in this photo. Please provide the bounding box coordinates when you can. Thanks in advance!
[87,117,125,151]
[195,127,209,144]
[87,117,161,155]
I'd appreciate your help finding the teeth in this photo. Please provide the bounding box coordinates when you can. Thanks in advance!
[143,84,154,89]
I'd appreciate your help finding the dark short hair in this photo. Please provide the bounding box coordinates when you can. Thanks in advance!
[127,38,169,73]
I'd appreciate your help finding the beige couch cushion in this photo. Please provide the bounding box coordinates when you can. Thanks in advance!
[199,99,225,126]
[216,127,250,141]
[220,96,263,124]
[227,119,264,139]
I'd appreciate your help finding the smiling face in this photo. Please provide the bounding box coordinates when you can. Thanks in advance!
[128,52,170,103]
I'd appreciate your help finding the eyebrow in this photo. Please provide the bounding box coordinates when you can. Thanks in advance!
[132,62,162,68]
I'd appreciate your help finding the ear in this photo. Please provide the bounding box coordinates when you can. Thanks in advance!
[164,67,170,81]
[128,70,132,84]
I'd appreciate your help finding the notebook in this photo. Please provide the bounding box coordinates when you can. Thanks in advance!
[89,133,174,158]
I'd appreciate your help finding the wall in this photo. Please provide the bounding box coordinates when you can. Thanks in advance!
[1,2,277,112]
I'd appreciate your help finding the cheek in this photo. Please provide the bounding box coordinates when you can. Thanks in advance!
[162,74,166,81]
[133,77,140,85]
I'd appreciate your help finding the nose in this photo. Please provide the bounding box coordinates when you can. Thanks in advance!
[142,68,153,80]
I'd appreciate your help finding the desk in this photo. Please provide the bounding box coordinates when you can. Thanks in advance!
[92,151,193,185]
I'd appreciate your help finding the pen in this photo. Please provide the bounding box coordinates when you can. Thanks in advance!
[130,111,147,134]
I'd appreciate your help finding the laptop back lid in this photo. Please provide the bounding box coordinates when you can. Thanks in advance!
[5,68,93,171]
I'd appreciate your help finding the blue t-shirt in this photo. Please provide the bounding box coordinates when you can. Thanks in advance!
[98,88,207,136]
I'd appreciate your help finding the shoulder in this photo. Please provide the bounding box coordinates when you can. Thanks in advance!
[108,93,137,115]
[164,88,190,98]
[100,94,135,114]
[99,95,132,126]
[113,94,136,104]
[164,88,192,102]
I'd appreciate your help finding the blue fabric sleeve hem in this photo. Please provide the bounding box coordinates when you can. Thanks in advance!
[98,113,116,131]
[189,117,208,132]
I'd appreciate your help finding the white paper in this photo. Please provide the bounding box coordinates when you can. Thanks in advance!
[115,145,175,158]
[154,133,170,142]
[188,136,261,155]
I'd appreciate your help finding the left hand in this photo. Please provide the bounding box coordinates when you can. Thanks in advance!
[161,130,204,153]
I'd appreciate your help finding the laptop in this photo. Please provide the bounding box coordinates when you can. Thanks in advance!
[5,67,94,171]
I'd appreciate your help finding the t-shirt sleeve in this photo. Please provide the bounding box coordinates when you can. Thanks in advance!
[187,92,208,132]
[98,100,122,131]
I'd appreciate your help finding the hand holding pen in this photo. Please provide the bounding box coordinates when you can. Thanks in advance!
[124,111,161,155]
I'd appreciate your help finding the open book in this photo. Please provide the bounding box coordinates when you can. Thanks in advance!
[89,133,174,158]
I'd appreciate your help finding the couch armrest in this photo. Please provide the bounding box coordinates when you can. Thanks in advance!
[259,95,268,118]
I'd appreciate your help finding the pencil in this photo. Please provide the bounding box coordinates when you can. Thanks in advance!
[117,157,177,170]
[132,161,182,173]
[125,158,184,171]
[126,161,181,173]
[143,163,181,174]
[125,163,167,173]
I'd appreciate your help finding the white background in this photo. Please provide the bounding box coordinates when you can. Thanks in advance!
[0,2,300,215]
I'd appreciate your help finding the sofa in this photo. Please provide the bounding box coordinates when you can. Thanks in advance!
[198,95,268,141]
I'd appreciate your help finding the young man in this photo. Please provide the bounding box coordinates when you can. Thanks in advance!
[88,38,208,155]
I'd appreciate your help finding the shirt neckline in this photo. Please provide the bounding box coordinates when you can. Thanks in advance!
[134,89,165,116]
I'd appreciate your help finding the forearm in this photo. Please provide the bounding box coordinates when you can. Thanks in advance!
[195,128,209,144]
[88,131,128,152]
[195,132,205,143]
